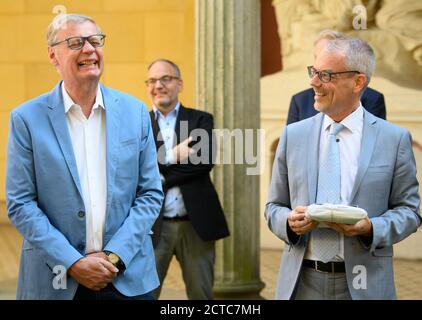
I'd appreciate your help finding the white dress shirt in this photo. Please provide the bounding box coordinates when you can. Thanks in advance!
[62,83,107,253]
[153,103,187,218]
[305,105,364,261]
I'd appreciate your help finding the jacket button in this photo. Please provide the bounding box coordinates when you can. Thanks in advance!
[77,210,85,218]
[78,244,85,251]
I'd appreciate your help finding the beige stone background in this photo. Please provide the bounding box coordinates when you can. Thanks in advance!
[260,0,422,258]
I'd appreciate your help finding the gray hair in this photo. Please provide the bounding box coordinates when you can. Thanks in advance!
[314,29,349,45]
[46,14,102,46]
[148,59,181,78]
[326,38,376,87]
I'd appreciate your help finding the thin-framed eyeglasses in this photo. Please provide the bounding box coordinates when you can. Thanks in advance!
[145,75,180,87]
[307,65,360,83]
[50,34,106,50]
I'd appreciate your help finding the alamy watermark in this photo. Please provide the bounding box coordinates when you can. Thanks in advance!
[353,5,367,30]
[352,265,367,290]
[51,5,68,29]
[157,121,266,176]
[52,265,67,290]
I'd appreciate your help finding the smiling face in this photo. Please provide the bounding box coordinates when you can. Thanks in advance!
[310,48,361,121]
[48,21,104,89]
[146,61,183,115]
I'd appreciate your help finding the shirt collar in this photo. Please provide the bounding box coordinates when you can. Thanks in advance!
[322,103,363,134]
[153,102,180,120]
[61,82,105,114]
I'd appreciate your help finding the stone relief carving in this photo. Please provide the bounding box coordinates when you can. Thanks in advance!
[272,0,422,89]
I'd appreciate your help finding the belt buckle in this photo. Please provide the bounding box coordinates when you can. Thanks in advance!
[314,261,331,273]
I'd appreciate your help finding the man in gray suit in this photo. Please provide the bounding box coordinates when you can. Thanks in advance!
[286,30,386,125]
[265,37,421,300]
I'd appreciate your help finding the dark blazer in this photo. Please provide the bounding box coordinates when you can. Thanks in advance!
[150,105,230,244]
[286,87,386,125]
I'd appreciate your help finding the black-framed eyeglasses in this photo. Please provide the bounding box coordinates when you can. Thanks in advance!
[50,34,106,50]
[145,75,180,87]
[307,65,360,83]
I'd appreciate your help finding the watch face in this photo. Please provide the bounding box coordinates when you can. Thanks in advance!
[108,253,119,265]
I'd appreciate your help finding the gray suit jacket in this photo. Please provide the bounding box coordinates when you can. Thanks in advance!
[265,110,421,300]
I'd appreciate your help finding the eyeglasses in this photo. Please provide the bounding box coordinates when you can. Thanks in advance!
[50,34,106,50]
[307,66,360,83]
[145,75,179,87]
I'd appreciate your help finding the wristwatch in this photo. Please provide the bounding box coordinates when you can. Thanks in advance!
[103,250,126,273]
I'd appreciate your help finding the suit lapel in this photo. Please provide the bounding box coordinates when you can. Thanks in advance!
[349,110,378,203]
[307,113,324,204]
[149,109,167,166]
[174,105,189,145]
[101,85,122,210]
[47,81,83,198]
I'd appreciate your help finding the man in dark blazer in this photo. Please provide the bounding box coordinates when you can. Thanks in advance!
[146,59,229,300]
[287,87,386,124]
[286,30,386,125]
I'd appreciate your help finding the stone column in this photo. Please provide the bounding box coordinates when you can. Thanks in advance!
[195,0,264,298]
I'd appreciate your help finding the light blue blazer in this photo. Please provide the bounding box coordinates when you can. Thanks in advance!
[266,110,421,300]
[6,81,164,299]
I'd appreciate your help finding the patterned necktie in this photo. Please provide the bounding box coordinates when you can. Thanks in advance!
[311,122,345,263]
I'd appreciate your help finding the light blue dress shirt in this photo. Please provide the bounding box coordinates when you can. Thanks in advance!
[153,103,187,218]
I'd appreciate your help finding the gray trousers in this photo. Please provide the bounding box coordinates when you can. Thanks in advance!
[154,220,215,300]
[293,267,352,300]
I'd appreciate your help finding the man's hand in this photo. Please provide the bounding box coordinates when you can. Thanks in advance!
[86,251,108,260]
[172,136,194,162]
[68,255,118,291]
[325,217,372,237]
[288,206,319,235]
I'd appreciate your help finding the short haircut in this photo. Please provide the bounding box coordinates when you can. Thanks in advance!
[148,59,181,78]
[314,29,349,45]
[326,38,376,86]
[46,14,102,46]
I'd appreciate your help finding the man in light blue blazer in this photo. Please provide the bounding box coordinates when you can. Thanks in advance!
[266,36,421,299]
[6,14,163,299]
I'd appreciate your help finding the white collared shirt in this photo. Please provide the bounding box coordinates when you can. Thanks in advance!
[62,83,107,254]
[305,104,364,261]
[153,103,187,218]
